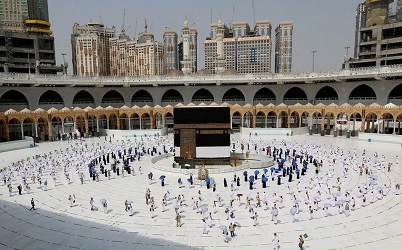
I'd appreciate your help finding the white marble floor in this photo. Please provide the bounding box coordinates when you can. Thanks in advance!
[0,134,401,250]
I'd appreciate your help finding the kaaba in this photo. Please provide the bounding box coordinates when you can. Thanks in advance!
[174,106,231,166]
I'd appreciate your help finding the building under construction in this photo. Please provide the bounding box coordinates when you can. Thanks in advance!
[0,0,62,74]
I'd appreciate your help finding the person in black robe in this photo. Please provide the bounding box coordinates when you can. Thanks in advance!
[237,177,240,186]
[277,176,281,185]
[224,178,228,187]
[288,172,293,182]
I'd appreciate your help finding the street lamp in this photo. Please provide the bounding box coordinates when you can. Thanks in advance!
[25,49,32,74]
[61,53,66,75]
[311,50,317,72]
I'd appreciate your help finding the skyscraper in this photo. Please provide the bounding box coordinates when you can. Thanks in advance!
[354,3,367,58]
[204,19,272,74]
[71,23,115,76]
[0,0,60,74]
[366,0,393,27]
[163,29,178,72]
[180,19,198,74]
[275,21,293,73]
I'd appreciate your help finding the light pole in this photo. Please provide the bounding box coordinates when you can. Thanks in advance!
[311,50,317,72]
[25,49,32,74]
[344,46,350,61]
[61,53,66,75]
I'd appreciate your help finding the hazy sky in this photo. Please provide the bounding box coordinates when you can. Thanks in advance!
[49,0,364,73]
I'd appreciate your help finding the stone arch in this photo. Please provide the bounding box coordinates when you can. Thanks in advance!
[255,111,266,128]
[0,90,29,112]
[283,87,307,105]
[231,111,241,131]
[102,90,124,107]
[8,118,22,141]
[223,88,245,105]
[73,90,95,108]
[191,88,214,104]
[364,112,378,133]
[76,115,86,135]
[290,111,300,128]
[109,113,118,129]
[388,83,402,105]
[380,112,394,134]
[37,116,49,141]
[267,111,277,128]
[164,112,174,132]
[243,111,253,128]
[278,111,289,128]
[311,111,322,134]
[98,114,108,130]
[132,90,154,107]
[141,113,151,129]
[161,89,184,106]
[253,88,276,105]
[315,86,339,105]
[349,84,377,105]
[22,117,35,138]
[154,112,164,129]
[119,113,129,130]
[39,90,64,110]
[0,119,7,141]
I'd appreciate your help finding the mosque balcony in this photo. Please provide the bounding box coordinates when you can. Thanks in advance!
[1,64,402,86]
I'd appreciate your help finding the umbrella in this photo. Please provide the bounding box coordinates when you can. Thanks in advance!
[272,209,279,216]
[254,170,260,175]
[336,200,346,206]
[233,222,241,227]
[237,193,243,197]
[100,198,107,204]
[160,175,166,180]
[262,177,268,182]
[205,177,211,184]
[290,206,297,215]
[218,225,227,231]
[313,196,321,201]
[263,168,268,174]
[187,178,191,183]
[178,178,182,183]
[249,176,255,183]
[243,171,248,176]
[200,206,208,213]
[270,167,276,171]
[295,169,300,173]
[324,203,332,208]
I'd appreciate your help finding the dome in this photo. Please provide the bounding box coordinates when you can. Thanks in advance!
[223,68,238,75]
[196,69,211,76]
[167,69,184,77]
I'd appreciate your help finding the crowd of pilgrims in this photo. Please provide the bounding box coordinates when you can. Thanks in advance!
[1,135,401,243]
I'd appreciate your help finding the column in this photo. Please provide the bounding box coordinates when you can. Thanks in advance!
[309,116,313,132]
[393,119,396,135]
[85,118,89,134]
[5,121,10,141]
[265,116,267,128]
[20,123,24,139]
[230,116,233,129]
[347,119,351,132]
[377,119,380,134]
[74,120,77,133]
[107,118,109,129]
[299,116,302,128]
[287,115,291,128]
[139,117,142,130]
[35,121,38,137]
[48,121,52,140]
[62,121,65,134]
[241,116,244,128]
[276,116,280,128]
[128,117,131,130]
[96,118,100,132]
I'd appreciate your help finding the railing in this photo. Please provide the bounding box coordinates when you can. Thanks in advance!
[1,64,402,85]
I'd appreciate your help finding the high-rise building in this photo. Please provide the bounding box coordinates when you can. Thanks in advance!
[275,21,293,73]
[109,27,165,77]
[71,23,115,76]
[354,3,367,58]
[180,19,198,74]
[0,0,60,74]
[366,0,393,27]
[204,19,272,74]
[163,29,178,72]
[346,0,402,68]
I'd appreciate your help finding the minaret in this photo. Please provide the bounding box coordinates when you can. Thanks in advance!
[181,19,192,75]
[366,0,393,27]
[215,18,226,74]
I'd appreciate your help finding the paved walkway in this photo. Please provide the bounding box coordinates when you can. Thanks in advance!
[0,134,401,250]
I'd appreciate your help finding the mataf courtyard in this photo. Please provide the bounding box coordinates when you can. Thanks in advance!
[0,133,401,250]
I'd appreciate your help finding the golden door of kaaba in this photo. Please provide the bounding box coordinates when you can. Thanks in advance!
[180,129,196,159]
